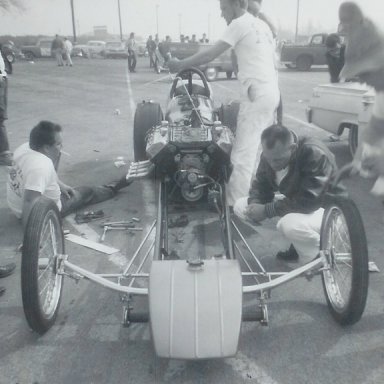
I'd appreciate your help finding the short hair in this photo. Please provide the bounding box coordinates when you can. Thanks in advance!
[29,121,62,151]
[223,0,249,10]
[261,124,292,149]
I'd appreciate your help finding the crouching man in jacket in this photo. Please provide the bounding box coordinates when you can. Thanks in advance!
[234,124,345,262]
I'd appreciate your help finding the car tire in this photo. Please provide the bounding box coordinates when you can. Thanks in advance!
[134,101,163,161]
[226,71,233,79]
[348,125,358,157]
[24,52,34,61]
[205,67,218,82]
[218,101,240,135]
[296,55,312,71]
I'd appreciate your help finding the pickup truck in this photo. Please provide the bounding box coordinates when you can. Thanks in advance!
[21,39,53,60]
[306,82,375,155]
[280,33,330,71]
[167,42,234,81]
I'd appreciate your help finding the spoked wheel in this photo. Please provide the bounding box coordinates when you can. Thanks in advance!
[21,197,65,334]
[320,196,368,325]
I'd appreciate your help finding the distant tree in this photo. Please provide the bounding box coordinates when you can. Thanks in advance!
[0,0,24,11]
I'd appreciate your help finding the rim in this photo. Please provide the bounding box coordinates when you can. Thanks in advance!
[322,206,353,312]
[37,210,63,319]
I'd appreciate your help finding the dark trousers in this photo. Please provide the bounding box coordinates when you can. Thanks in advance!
[0,77,9,153]
[128,51,137,72]
[60,185,115,217]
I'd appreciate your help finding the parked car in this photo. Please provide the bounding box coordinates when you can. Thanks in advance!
[104,41,128,59]
[168,42,235,81]
[280,33,332,71]
[86,40,106,57]
[72,43,90,58]
[306,82,375,155]
[21,38,53,60]
[137,43,148,57]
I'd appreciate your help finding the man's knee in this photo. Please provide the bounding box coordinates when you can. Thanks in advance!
[277,214,304,240]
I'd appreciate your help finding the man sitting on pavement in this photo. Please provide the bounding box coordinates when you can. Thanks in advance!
[234,124,345,262]
[6,120,131,228]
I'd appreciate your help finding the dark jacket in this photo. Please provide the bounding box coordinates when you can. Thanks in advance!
[248,136,346,218]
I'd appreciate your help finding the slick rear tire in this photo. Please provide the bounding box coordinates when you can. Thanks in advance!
[21,197,65,334]
[218,101,240,135]
[133,101,163,161]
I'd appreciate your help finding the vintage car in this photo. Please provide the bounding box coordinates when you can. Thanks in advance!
[103,41,128,59]
[20,68,368,361]
[21,38,54,60]
[306,82,375,155]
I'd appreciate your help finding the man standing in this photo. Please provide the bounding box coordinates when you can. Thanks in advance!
[146,35,157,68]
[336,2,384,199]
[7,121,131,227]
[234,124,344,261]
[51,34,64,67]
[63,37,73,67]
[168,0,279,205]
[127,32,137,73]
[0,49,12,166]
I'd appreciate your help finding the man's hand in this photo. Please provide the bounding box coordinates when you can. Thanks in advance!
[59,182,75,199]
[245,203,267,223]
[168,58,181,73]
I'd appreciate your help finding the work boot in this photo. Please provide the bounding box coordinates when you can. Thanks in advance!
[0,262,16,278]
[276,244,299,262]
[0,151,13,166]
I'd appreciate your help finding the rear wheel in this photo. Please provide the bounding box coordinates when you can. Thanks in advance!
[21,197,64,334]
[348,125,358,157]
[226,71,233,79]
[296,55,312,71]
[133,102,163,161]
[218,101,240,135]
[320,196,368,325]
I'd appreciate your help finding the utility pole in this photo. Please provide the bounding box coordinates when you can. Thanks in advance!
[117,0,123,41]
[178,13,182,37]
[70,0,77,42]
[156,4,159,36]
[295,0,300,43]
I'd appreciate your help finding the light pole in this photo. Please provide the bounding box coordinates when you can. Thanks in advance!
[295,0,300,42]
[156,4,159,36]
[178,13,182,38]
[117,0,123,41]
[70,0,77,42]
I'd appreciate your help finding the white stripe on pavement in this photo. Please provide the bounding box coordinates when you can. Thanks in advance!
[125,69,137,118]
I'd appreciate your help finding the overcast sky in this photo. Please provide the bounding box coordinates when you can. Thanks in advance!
[0,0,383,40]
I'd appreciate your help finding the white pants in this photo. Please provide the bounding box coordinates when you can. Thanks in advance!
[234,197,324,260]
[227,83,279,206]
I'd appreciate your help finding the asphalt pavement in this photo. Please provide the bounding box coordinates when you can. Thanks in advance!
[0,57,383,384]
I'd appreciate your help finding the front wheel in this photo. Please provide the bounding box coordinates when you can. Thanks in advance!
[21,197,65,334]
[320,196,368,325]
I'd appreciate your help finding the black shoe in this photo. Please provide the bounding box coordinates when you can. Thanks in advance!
[0,263,16,278]
[104,177,133,194]
[0,286,5,297]
[276,245,299,262]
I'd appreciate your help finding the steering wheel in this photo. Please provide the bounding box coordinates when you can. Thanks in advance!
[169,67,211,99]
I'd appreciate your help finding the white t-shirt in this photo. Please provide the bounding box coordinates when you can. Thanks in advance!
[220,12,278,88]
[7,143,62,218]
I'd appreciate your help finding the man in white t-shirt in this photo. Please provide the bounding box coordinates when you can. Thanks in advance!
[7,121,131,227]
[168,0,279,206]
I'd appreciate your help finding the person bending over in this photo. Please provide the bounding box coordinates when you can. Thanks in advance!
[7,121,131,228]
[234,124,345,262]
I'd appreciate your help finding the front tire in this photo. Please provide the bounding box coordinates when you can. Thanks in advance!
[133,102,163,161]
[296,55,312,71]
[320,196,368,325]
[21,197,65,334]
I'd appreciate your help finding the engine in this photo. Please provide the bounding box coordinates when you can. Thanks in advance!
[145,120,234,202]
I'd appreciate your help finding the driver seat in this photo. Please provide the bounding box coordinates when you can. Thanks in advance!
[174,83,210,98]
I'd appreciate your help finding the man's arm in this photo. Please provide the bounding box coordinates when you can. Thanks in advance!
[168,40,230,72]
[22,190,42,228]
